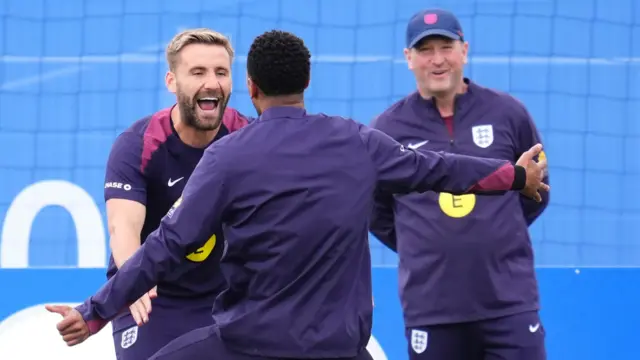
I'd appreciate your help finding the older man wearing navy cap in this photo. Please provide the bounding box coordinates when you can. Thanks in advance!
[370,8,549,360]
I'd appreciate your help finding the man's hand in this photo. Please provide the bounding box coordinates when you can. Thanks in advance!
[45,304,90,346]
[129,286,158,326]
[516,143,550,202]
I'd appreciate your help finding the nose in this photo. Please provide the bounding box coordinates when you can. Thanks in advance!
[201,73,222,91]
[431,51,445,66]
[203,77,219,91]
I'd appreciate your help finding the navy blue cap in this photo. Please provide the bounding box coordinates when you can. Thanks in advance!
[406,9,464,48]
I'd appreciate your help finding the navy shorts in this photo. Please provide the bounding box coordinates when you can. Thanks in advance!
[111,295,214,360]
[150,325,375,360]
[406,311,546,360]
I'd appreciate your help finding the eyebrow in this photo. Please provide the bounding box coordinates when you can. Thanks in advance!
[188,65,230,72]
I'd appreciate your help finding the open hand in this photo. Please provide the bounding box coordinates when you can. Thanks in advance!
[129,286,158,326]
[516,143,550,202]
[45,304,90,346]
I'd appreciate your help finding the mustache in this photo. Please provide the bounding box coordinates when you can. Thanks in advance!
[193,83,227,102]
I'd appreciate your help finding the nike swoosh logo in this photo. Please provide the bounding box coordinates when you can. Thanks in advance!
[529,323,540,333]
[408,140,429,150]
[167,177,184,187]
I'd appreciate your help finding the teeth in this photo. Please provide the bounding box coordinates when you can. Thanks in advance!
[200,97,219,101]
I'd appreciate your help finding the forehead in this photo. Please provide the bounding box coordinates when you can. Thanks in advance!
[414,36,457,48]
[176,43,231,70]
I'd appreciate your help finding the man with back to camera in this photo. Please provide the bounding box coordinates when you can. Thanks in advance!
[370,8,550,360]
[46,29,548,360]
[45,28,251,360]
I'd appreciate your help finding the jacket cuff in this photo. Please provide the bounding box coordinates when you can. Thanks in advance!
[511,165,526,190]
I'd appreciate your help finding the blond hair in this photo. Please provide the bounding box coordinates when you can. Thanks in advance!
[166,28,235,70]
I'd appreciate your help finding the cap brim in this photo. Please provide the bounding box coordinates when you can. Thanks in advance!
[408,29,461,48]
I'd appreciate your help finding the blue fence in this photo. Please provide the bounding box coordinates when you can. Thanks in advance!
[0,0,638,359]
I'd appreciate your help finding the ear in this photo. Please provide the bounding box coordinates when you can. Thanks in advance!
[462,41,469,65]
[246,76,256,99]
[403,48,413,70]
[165,71,177,94]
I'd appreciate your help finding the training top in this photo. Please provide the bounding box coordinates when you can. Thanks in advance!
[370,79,549,327]
[103,105,249,299]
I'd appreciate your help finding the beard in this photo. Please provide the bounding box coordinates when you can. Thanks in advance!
[176,85,230,131]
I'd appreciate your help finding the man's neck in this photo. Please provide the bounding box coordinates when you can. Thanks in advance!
[260,95,305,112]
[419,81,467,117]
[171,105,219,148]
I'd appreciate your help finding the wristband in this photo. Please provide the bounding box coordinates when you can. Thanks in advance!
[511,165,526,190]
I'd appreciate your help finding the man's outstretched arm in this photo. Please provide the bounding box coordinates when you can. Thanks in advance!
[76,145,231,329]
[358,124,547,199]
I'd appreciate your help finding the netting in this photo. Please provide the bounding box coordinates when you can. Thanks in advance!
[0,0,638,268]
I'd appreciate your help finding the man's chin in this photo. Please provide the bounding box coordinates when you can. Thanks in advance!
[427,84,455,96]
[193,117,223,132]
[193,109,221,126]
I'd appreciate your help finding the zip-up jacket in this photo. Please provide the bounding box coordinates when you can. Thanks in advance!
[370,79,550,327]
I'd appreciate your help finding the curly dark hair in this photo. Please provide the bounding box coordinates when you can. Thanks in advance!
[247,30,311,96]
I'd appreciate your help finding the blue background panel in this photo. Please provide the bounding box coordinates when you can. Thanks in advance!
[0,0,638,359]
[1,0,637,268]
